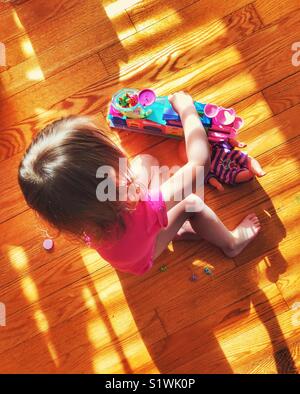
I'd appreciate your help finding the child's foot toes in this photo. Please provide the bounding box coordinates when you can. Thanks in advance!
[222,213,261,258]
[256,170,266,177]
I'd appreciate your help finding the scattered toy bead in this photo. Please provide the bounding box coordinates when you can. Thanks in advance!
[204,266,213,275]
[43,238,54,251]
[190,273,198,282]
[159,264,168,272]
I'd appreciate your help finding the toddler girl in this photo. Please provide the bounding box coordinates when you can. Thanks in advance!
[18,92,261,275]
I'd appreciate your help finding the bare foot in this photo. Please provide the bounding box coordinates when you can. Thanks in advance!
[174,220,200,241]
[249,157,266,177]
[223,213,261,257]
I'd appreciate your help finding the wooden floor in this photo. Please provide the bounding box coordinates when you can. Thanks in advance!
[0,0,300,374]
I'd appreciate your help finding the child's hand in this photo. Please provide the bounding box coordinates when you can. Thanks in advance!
[168,91,194,116]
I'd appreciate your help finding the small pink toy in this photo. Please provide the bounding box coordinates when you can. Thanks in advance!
[43,238,54,251]
[138,89,156,106]
[215,108,236,125]
[204,103,244,132]
[204,103,219,117]
[233,116,244,129]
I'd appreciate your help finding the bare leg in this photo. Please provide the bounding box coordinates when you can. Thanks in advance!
[188,203,261,258]
[154,194,261,259]
[153,198,191,258]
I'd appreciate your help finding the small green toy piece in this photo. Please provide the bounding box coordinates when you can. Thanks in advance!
[204,266,213,275]
[159,264,168,272]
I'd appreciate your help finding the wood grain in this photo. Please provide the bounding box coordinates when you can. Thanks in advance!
[254,0,300,25]
[263,72,300,115]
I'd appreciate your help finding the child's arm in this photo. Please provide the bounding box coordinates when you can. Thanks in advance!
[169,92,211,175]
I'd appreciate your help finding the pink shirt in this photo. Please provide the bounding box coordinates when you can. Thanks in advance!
[91,190,168,275]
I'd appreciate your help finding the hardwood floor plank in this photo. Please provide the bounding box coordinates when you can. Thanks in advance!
[0,2,12,15]
[254,0,300,25]
[2,0,116,47]
[126,0,197,31]
[158,288,297,373]
[0,54,107,131]
[234,335,300,373]
[0,301,164,373]
[0,4,271,160]
[101,2,263,76]
[276,237,300,308]
[0,265,166,364]
[232,189,299,266]
[155,256,284,333]
[263,72,300,115]
[0,19,134,98]
[233,92,274,131]
[98,8,299,115]
[0,0,81,43]
[0,91,160,162]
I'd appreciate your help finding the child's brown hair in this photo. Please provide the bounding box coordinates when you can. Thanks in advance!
[18,116,133,241]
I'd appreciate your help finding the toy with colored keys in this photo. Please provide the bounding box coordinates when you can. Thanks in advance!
[108,89,265,188]
[108,88,243,142]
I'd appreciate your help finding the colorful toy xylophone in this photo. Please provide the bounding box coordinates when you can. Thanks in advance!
[107,88,244,142]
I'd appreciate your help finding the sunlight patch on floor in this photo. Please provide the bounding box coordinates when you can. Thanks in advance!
[21,276,39,303]
[102,0,140,40]
[80,249,158,373]
[93,349,126,373]
[103,0,141,17]
[87,317,111,347]
[0,12,45,96]
[82,286,98,312]
[214,303,273,371]
[116,17,227,77]
[7,245,28,270]
[12,9,24,31]
[34,107,58,118]
[21,38,35,58]
[121,335,159,372]
[26,66,45,81]
[214,303,298,373]
[7,245,60,367]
